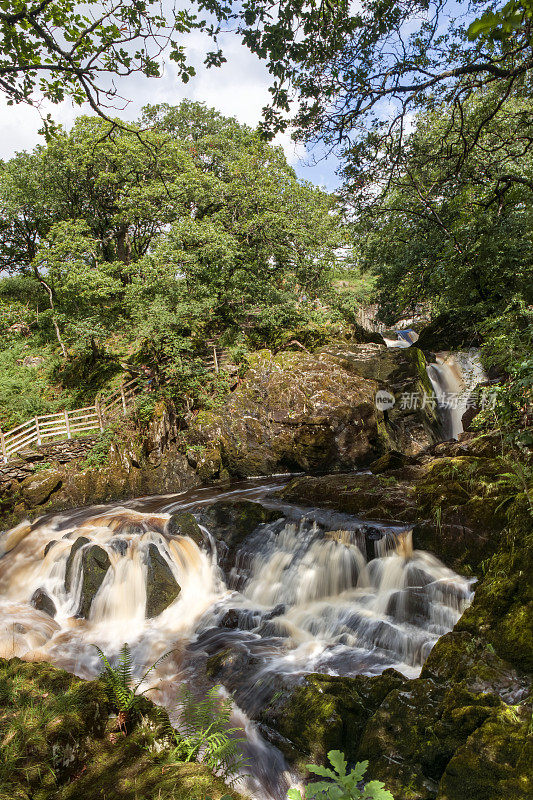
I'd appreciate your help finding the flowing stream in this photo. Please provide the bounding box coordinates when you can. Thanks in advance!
[0,481,473,799]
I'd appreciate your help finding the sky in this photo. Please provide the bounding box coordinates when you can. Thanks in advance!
[0,28,341,191]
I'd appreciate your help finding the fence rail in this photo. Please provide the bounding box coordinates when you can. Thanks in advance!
[0,378,140,463]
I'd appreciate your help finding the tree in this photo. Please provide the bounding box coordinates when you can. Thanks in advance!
[204,0,533,195]
[0,102,346,389]
[357,93,533,323]
[0,0,207,118]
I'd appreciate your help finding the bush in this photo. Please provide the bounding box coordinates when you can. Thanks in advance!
[288,750,394,800]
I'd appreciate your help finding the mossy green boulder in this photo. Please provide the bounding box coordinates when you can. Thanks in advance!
[0,657,243,800]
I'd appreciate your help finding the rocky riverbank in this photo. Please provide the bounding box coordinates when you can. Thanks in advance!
[0,341,440,528]
[201,434,532,800]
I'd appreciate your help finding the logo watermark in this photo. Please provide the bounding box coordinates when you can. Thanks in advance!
[375,389,497,411]
[375,390,396,411]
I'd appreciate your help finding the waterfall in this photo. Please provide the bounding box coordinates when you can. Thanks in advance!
[426,350,487,439]
[383,328,419,348]
[0,488,473,799]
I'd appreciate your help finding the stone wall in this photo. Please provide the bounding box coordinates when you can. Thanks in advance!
[0,436,100,483]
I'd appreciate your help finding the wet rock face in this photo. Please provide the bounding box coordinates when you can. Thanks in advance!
[21,469,62,505]
[197,500,281,575]
[144,543,180,618]
[78,545,111,619]
[186,345,440,478]
[167,512,205,548]
[31,588,57,618]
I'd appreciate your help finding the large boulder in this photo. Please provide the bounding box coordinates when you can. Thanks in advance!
[144,543,180,618]
[197,499,281,575]
[186,345,440,478]
[21,469,62,506]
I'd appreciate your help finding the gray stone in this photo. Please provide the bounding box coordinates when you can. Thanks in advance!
[31,588,57,618]
[144,543,180,618]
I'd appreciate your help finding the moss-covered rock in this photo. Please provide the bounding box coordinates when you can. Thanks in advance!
[21,469,62,505]
[198,499,281,574]
[167,511,205,548]
[185,345,440,477]
[258,671,406,769]
[356,680,504,800]
[0,657,243,800]
[436,704,533,800]
[144,543,181,617]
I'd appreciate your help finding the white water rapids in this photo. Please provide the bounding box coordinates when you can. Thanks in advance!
[0,482,473,799]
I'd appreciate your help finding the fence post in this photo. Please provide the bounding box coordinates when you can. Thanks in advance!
[34,416,41,446]
[95,398,104,432]
[64,410,71,439]
[120,384,127,416]
[213,346,219,374]
[0,429,6,463]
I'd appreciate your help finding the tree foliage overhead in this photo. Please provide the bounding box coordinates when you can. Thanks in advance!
[201,1,533,186]
[0,0,210,116]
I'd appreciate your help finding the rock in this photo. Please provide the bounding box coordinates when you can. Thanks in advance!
[21,469,62,506]
[281,472,418,523]
[197,500,281,574]
[436,704,533,800]
[356,679,503,799]
[43,540,58,557]
[77,545,111,618]
[65,536,90,593]
[109,538,128,555]
[144,543,180,618]
[186,345,440,477]
[167,512,205,548]
[259,671,407,768]
[30,588,57,618]
[17,447,45,462]
[368,450,407,473]
[0,520,32,557]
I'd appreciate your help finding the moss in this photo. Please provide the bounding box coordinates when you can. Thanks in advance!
[437,704,533,800]
[259,671,406,769]
[167,512,204,547]
[0,658,243,800]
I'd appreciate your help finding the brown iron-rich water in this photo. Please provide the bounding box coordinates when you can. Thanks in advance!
[0,479,473,798]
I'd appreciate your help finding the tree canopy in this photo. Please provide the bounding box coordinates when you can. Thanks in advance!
[0,102,346,390]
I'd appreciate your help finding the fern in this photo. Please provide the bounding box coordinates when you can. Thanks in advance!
[288,750,394,800]
[94,643,172,731]
[170,685,247,783]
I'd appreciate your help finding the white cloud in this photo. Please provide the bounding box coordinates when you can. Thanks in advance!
[0,30,306,166]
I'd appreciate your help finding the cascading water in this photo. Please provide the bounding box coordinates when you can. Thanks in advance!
[0,484,473,799]
[426,350,487,439]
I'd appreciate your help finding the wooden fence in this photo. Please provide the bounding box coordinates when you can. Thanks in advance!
[0,378,139,463]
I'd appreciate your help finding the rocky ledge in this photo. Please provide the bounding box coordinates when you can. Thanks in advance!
[185,343,440,479]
